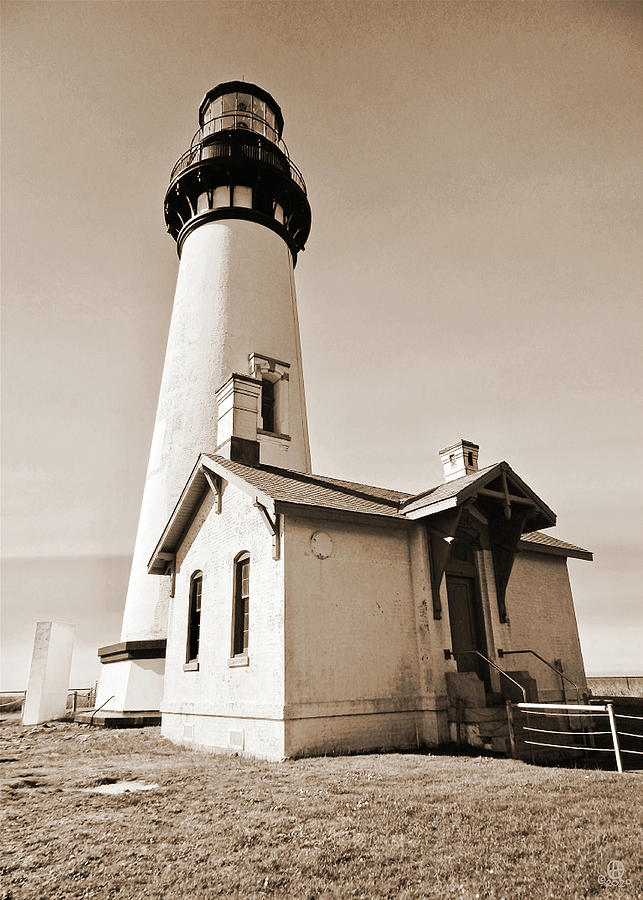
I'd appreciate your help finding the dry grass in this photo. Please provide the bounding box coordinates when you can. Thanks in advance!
[1,718,641,899]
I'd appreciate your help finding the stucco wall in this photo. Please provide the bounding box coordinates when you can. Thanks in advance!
[282,513,443,756]
[502,551,587,700]
[161,485,286,760]
[118,217,310,657]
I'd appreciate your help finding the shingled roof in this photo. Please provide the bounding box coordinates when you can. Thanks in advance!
[204,454,411,518]
[519,530,593,560]
[148,453,591,573]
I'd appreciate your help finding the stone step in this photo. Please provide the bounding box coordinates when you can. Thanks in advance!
[74,710,161,728]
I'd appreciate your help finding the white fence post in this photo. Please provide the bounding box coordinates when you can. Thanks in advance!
[606,703,623,774]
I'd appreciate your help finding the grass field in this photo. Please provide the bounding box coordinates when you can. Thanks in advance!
[1,718,640,899]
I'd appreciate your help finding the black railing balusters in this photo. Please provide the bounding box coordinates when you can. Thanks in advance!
[169,124,307,194]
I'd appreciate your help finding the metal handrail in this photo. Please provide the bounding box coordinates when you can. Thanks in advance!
[193,111,282,149]
[445,649,527,702]
[89,695,114,726]
[169,131,307,194]
[169,113,307,194]
[498,649,582,703]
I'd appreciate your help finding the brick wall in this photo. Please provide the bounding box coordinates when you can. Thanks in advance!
[502,551,587,700]
[161,486,286,759]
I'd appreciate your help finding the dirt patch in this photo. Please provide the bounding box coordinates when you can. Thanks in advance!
[83,780,159,794]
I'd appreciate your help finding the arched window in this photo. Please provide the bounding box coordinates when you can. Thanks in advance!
[232,554,250,657]
[186,571,203,663]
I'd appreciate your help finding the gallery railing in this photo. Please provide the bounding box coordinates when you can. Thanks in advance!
[169,114,307,194]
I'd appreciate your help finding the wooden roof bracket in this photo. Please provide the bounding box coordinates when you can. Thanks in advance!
[253,499,281,560]
[488,507,531,623]
[427,508,462,620]
[156,552,176,598]
[201,467,223,514]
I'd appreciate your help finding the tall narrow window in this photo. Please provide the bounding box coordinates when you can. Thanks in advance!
[261,379,275,432]
[233,554,250,656]
[186,572,202,663]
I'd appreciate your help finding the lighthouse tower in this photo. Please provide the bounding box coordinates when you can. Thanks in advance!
[96,82,312,716]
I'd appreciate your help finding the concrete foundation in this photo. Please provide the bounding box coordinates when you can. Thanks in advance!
[95,657,165,713]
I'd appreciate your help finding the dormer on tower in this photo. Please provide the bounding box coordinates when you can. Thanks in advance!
[214,353,294,469]
[439,439,479,483]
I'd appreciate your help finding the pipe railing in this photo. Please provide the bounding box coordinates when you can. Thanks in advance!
[0,687,95,713]
[89,695,114,726]
[514,702,643,773]
[444,649,527,702]
[498,648,583,703]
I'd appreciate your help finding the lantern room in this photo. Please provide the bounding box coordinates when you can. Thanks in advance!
[165,81,310,261]
[198,81,284,143]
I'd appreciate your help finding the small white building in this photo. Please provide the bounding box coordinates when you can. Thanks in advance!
[146,436,590,761]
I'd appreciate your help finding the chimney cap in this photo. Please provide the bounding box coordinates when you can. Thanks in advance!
[438,438,479,456]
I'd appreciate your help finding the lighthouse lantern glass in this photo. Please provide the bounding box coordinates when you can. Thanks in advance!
[221,93,235,130]
[201,90,279,142]
[237,92,252,128]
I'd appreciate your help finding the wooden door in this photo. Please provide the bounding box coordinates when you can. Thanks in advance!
[446,574,490,691]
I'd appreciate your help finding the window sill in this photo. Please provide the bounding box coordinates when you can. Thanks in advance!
[257,429,291,442]
[228,655,250,668]
[183,660,199,672]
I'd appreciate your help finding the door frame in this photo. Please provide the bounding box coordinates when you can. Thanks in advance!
[445,540,492,693]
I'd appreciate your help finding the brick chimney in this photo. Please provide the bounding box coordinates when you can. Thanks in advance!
[439,439,479,483]
[215,373,261,466]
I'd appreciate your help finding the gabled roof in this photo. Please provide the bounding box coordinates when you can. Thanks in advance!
[400,461,556,528]
[400,463,498,515]
[147,454,590,574]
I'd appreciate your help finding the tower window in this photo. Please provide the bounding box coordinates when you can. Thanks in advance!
[186,572,203,663]
[467,452,474,466]
[232,554,250,657]
[261,380,275,432]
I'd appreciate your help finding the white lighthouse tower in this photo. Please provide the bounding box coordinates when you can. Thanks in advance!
[95,82,312,718]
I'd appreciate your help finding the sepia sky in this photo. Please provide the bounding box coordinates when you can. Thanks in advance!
[2,1,642,686]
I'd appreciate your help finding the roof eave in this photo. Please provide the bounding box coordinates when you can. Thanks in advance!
[273,498,410,526]
[518,539,593,561]
[147,454,277,574]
